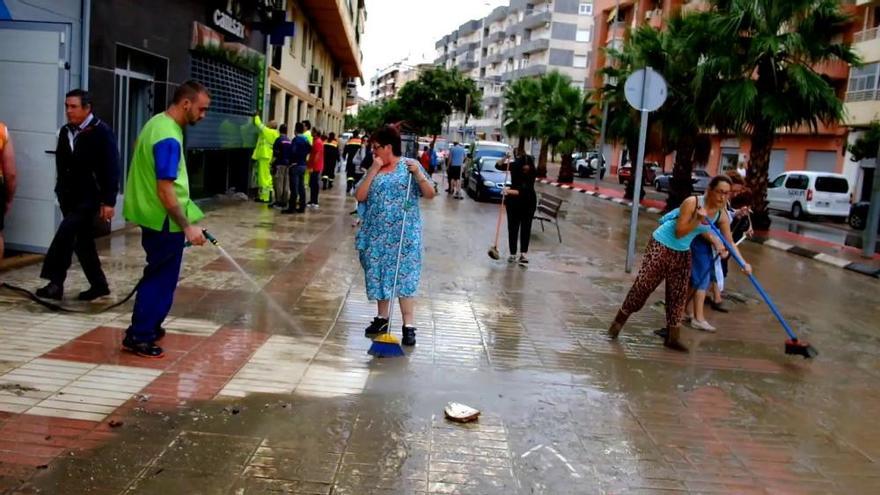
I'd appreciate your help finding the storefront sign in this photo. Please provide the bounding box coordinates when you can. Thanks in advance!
[213,9,245,39]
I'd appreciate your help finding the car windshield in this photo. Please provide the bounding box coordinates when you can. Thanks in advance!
[475,149,507,160]
[694,170,709,177]
[478,157,501,170]
[815,177,849,193]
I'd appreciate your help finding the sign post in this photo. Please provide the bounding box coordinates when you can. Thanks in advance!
[623,67,668,273]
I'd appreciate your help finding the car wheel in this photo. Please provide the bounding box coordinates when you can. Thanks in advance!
[849,212,865,230]
[791,202,804,220]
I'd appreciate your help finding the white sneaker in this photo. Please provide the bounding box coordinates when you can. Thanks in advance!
[690,319,716,332]
[507,255,517,263]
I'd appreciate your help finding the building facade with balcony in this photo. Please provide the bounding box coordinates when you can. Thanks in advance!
[435,0,595,141]
[266,0,366,141]
[368,61,432,103]
[844,0,880,202]
[591,0,852,182]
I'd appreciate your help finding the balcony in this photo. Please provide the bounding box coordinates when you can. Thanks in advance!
[455,41,480,56]
[434,54,447,65]
[501,64,548,82]
[486,6,508,23]
[517,38,549,56]
[505,23,520,37]
[458,19,481,36]
[457,59,478,71]
[855,27,880,43]
[845,96,880,126]
[300,0,364,77]
[486,30,505,43]
[520,10,552,31]
[485,52,503,65]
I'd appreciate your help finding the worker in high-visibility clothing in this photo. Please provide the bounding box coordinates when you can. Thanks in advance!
[252,115,279,203]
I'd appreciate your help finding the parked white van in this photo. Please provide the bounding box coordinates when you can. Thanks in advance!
[766,171,851,220]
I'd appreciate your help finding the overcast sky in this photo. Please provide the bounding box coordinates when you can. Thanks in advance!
[358,0,510,98]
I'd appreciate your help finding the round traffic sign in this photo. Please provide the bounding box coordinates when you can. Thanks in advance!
[624,67,668,112]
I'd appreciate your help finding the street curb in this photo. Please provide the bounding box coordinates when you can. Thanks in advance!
[538,179,880,279]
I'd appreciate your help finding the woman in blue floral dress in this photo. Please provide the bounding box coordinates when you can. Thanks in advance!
[355,125,436,346]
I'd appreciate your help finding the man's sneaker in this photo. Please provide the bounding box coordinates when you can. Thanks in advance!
[121,335,164,358]
[507,255,517,263]
[312,204,320,209]
[364,317,389,338]
[77,286,110,301]
[35,282,63,301]
[690,319,717,332]
[518,254,529,265]
[402,326,416,346]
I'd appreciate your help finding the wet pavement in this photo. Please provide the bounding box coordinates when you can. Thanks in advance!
[0,182,879,494]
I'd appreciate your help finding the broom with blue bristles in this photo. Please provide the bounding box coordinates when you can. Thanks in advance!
[368,174,414,358]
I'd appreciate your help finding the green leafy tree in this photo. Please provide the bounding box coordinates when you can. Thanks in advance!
[542,82,598,183]
[395,67,482,136]
[698,0,860,228]
[848,122,880,162]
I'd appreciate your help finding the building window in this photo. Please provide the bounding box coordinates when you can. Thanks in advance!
[579,3,593,15]
[848,62,880,96]
[573,55,588,68]
[576,28,591,43]
[301,24,309,67]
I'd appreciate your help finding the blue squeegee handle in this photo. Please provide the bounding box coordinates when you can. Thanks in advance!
[706,222,799,341]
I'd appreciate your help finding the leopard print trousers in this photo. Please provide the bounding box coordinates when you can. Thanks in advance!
[621,238,692,328]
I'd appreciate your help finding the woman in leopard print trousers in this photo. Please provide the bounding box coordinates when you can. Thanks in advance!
[609,176,746,352]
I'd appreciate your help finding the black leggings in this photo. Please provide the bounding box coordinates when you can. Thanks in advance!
[506,200,536,255]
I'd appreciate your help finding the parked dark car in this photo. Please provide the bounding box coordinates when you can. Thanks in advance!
[848,201,880,231]
[466,156,510,201]
[654,169,711,193]
[574,152,606,179]
[618,161,661,185]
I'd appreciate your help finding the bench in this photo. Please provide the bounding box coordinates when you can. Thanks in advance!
[533,193,564,243]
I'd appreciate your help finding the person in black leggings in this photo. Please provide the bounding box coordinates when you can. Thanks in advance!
[501,149,537,265]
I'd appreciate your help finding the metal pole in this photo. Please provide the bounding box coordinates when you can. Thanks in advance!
[625,68,650,273]
[595,101,609,190]
[863,163,880,258]
[262,42,273,121]
[463,93,471,141]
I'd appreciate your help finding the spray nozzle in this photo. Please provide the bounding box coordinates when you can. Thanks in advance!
[202,229,219,246]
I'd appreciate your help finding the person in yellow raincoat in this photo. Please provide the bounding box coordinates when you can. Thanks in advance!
[252,115,279,203]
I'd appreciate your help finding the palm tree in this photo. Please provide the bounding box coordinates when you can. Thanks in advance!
[698,0,860,228]
[602,11,716,208]
[502,77,541,154]
[535,71,573,177]
[543,83,598,183]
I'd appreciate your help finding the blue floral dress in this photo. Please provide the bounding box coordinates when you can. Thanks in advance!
[356,159,424,301]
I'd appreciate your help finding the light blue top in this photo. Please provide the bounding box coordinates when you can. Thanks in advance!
[449,145,466,166]
[652,199,721,252]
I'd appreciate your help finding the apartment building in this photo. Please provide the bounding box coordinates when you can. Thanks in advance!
[844,0,880,202]
[369,62,433,103]
[266,0,366,138]
[435,0,595,141]
[591,0,852,180]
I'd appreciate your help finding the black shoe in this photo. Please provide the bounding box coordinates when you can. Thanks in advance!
[653,327,669,339]
[77,286,110,301]
[709,300,729,313]
[296,209,306,213]
[36,282,63,301]
[155,326,166,341]
[121,335,165,358]
[402,326,416,346]
[364,317,389,338]
[281,208,296,214]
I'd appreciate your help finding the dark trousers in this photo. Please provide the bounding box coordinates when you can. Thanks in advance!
[40,203,107,288]
[289,165,307,211]
[506,200,537,254]
[309,170,321,204]
[322,165,335,189]
[128,224,185,343]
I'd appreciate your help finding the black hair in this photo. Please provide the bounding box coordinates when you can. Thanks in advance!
[352,130,360,138]
[294,122,305,134]
[279,124,288,134]
[303,120,312,129]
[65,89,92,108]
[329,132,336,140]
[709,175,732,190]
[172,80,209,104]
[371,125,402,156]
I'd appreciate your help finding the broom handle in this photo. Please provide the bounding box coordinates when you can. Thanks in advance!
[707,222,799,341]
[388,167,414,331]
[493,165,512,247]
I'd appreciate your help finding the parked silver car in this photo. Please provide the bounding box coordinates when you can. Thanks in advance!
[654,169,711,193]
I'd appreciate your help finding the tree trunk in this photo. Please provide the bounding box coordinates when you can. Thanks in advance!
[747,121,775,230]
[558,153,575,183]
[537,138,549,178]
[665,137,696,212]
[517,135,526,154]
